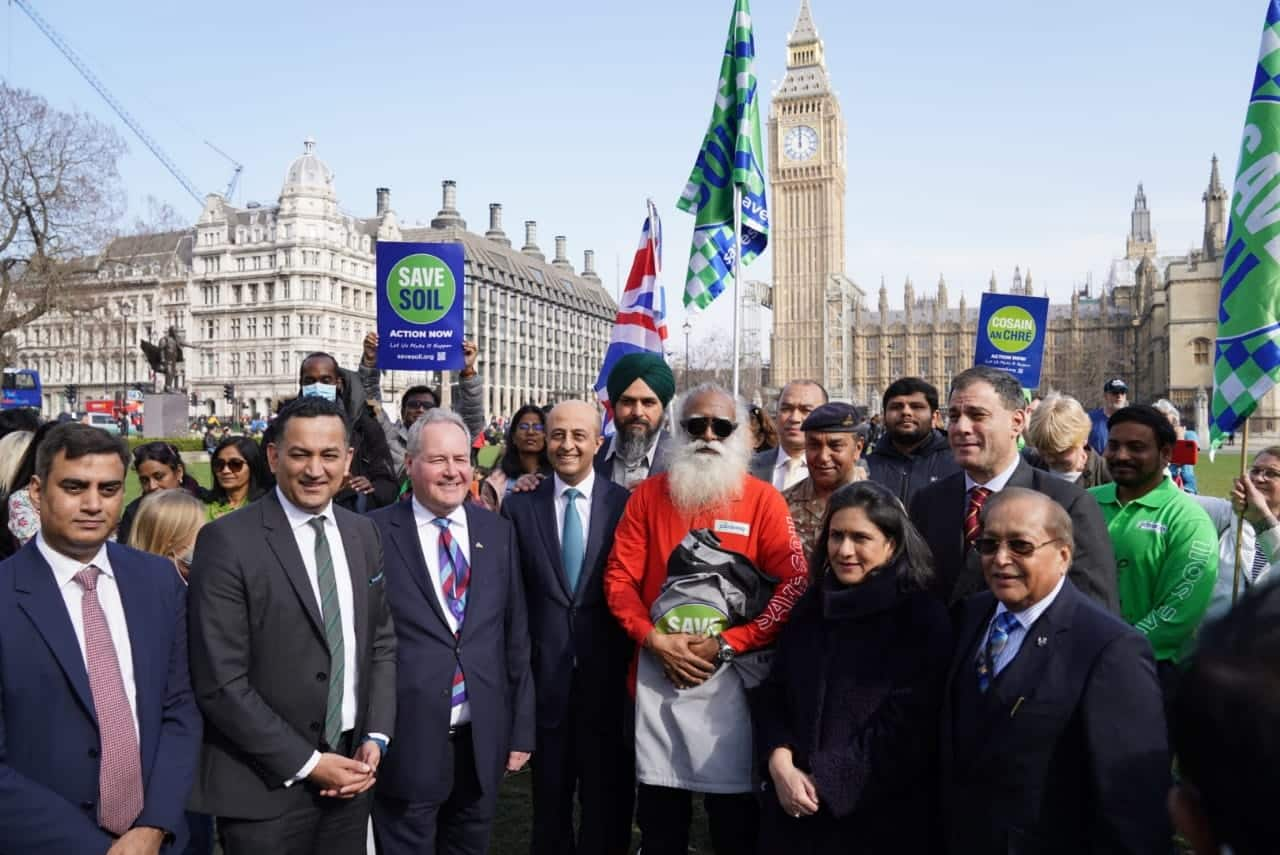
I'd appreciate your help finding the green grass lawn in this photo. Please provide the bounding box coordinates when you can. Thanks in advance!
[1189,448,1246,499]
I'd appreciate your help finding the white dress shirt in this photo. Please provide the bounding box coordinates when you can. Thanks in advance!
[553,470,595,551]
[772,447,808,491]
[963,454,1023,495]
[276,487,361,784]
[412,499,472,726]
[36,534,139,740]
[976,574,1067,677]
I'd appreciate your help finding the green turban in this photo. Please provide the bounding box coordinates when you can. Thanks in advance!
[606,353,675,409]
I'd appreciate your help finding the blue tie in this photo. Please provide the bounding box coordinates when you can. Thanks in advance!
[562,488,585,592]
[976,611,1020,693]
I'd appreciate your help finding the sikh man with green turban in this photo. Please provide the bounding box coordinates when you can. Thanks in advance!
[599,353,676,490]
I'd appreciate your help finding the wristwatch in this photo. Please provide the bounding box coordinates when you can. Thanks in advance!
[715,634,736,663]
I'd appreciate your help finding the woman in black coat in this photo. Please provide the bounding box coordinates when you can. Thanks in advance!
[752,481,953,855]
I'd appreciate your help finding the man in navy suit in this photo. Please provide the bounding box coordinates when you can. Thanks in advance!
[502,400,632,855]
[939,487,1170,853]
[0,423,200,854]
[371,408,535,855]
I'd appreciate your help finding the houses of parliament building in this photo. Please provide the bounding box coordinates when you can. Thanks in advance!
[769,0,1280,431]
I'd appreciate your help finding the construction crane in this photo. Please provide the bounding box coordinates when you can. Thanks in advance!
[12,0,239,208]
[205,139,243,202]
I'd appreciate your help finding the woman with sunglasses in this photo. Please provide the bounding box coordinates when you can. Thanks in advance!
[748,404,779,453]
[1194,445,1280,625]
[479,404,551,511]
[118,441,210,543]
[205,436,267,521]
[751,481,952,854]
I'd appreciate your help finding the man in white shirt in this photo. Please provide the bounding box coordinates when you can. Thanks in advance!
[940,487,1169,852]
[748,380,828,490]
[188,396,397,855]
[502,401,634,855]
[0,422,200,853]
[370,409,534,855]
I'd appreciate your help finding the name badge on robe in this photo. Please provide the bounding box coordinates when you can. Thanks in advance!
[713,520,750,537]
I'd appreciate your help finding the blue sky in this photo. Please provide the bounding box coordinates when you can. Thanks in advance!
[1,0,1266,351]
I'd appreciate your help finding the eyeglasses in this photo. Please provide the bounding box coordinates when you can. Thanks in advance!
[403,399,436,412]
[1250,466,1280,482]
[212,458,247,473]
[682,417,737,439]
[517,422,545,433]
[974,537,1063,557]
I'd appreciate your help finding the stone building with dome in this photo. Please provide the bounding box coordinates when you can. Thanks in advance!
[12,139,616,421]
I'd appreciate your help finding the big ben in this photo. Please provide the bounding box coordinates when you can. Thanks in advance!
[769,0,847,384]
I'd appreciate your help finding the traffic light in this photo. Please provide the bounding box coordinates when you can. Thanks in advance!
[189,392,198,407]
[64,384,77,404]
[223,383,235,402]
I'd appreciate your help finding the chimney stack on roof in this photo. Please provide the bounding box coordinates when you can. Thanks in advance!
[485,203,510,246]
[552,235,573,270]
[430,179,466,230]
[375,187,391,217]
[522,221,544,260]
[583,249,600,282]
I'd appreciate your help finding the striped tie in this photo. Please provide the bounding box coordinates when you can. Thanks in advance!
[433,518,470,709]
[964,486,992,551]
[73,566,144,835]
[1251,543,1269,583]
[976,611,1020,693]
[308,517,345,751]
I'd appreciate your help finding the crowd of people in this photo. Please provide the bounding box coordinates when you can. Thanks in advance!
[0,342,1277,855]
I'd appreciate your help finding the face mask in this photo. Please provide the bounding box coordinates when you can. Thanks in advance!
[302,382,337,401]
[1049,469,1082,483]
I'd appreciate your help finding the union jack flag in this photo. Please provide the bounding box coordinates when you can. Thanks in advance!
[594,201,668,434]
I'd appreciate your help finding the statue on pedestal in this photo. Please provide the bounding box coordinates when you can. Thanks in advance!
[140,326,188,394]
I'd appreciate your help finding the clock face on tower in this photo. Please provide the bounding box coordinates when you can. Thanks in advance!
[783,125,819,161]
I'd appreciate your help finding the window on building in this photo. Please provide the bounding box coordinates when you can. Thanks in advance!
[264,316,274,338]
[1193,337,1211,366]
[247,317,257,338]
[247,352,256,375]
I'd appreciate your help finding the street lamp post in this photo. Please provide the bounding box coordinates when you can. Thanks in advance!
[683,319,692,390]
[119,301,132,401]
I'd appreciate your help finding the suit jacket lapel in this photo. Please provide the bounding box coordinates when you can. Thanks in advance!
[385,501,452,638]
[577,485,612,603]
[990,581,1076,705]
[13,543,97,723]
[261,493,325,642]
[460,505,493,644]
[534,481,572,603]
[336,513,369,667]
[109,543,154,751]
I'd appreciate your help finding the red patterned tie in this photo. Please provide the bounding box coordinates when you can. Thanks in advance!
[964,487,992,551]
[73,566,144,836]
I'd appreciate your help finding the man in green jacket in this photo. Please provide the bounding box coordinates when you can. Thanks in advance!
[1090,405,1217,701]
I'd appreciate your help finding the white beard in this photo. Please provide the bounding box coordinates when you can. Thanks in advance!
[666,431,751,515]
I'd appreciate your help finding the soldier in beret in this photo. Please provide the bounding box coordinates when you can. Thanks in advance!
[783,402,869,562]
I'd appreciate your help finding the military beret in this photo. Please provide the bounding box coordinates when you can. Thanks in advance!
[800,402,860,433]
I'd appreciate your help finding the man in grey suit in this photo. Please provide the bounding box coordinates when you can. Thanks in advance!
[595,353,676,490]
[748,380,828,489]
[188,396,397,855]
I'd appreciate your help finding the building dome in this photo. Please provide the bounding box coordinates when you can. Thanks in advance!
[281,137,335,200]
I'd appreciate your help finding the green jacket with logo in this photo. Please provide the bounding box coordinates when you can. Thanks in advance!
[1089,478,1218,663]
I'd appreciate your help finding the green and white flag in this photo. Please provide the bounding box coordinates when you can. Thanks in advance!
[1211,0,1280,446]
[676,0,769,311]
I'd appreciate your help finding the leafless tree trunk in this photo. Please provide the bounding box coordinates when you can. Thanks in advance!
[0,84,126,339]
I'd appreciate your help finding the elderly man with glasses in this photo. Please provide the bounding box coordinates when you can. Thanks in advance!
[939,487,1171,854]
[604,382,808,855]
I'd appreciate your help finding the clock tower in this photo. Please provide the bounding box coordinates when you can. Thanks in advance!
[768,0,847,386]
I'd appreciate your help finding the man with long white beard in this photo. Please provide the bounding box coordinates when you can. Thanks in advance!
[604,383,808,855]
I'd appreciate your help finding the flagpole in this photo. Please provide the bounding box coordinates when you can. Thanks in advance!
[732,187,742,399]
[1232,417,1253,604]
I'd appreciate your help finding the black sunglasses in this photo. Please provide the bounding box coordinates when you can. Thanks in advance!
[682,417,737,440]
[974,537,1062,557]
[212,458,247,473]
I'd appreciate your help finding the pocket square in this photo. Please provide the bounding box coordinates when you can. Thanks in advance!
[369,572,385,586]
[475,542,484,550]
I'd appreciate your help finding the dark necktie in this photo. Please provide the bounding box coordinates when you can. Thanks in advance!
[965,486,992,550]
[73,565,144,835]
[308,516,345,750]
[433,518,470,709]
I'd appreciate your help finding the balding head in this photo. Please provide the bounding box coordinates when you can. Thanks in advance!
[546,399,603,485]
[979,487,1073,611]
